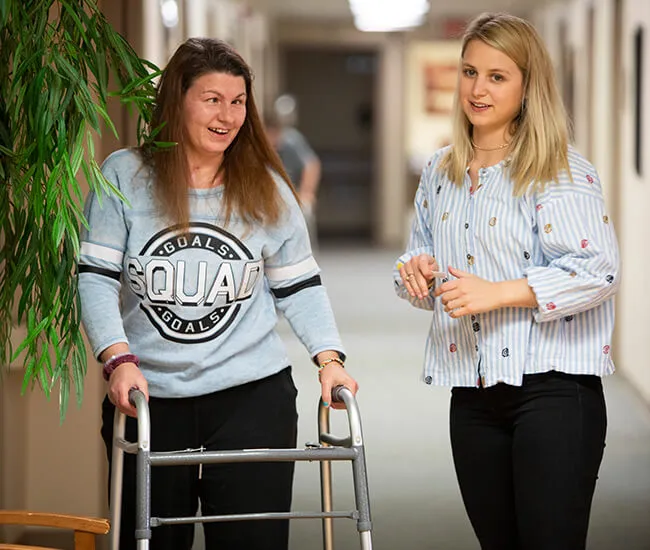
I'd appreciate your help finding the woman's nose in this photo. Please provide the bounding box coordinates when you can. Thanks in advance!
[217,104,234,123]
[472,77,488,97]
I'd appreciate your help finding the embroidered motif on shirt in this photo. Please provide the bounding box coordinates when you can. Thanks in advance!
[489,217,497,226]
[544,224,552,233]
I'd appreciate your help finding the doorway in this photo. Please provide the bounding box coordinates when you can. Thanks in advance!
[280,47,378,244]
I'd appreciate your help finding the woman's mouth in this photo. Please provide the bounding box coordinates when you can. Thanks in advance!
[469,101,491,113]
[208,127,229,136]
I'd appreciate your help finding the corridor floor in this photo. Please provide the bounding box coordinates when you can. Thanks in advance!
[282,246,650,550]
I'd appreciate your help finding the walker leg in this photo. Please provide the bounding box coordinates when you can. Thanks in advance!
[359,530,373,550]
[109,410,126,550]
[351,446,372,549]
[134,446,152,549]
[320,458,334,550]
[319,403,334,550]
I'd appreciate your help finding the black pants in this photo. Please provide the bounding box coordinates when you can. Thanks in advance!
[101,367,298,550]
[450,371,607,550]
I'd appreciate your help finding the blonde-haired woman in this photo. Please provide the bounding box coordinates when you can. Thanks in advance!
[394,13,619,550]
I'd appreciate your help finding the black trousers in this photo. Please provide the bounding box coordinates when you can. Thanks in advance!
[450,371,607,550]
[101,367,298,550]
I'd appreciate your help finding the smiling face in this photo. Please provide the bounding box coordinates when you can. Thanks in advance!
[459,39,525,139]
[182,71,247,165]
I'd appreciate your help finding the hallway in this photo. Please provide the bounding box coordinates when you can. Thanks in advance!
[281,246,650,550]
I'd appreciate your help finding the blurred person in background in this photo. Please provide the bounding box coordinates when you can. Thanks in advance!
[265,94,322,251]
[78,37,357,550]
[394,12,619,550]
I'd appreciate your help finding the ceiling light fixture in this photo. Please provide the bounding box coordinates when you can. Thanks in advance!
[160,0,179,29]
[349,0,430,32]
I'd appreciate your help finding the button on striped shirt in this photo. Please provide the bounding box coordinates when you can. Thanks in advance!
[394,146,620,388]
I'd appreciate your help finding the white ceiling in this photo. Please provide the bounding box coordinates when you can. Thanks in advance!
[246,0,542,21]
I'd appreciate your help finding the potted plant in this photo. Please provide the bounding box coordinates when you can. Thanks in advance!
[0,0,160,419]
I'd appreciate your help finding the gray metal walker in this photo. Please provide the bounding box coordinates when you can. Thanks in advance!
[109,386,373,549]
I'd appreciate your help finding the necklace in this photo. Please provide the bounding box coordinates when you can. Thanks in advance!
[471,140,510,151]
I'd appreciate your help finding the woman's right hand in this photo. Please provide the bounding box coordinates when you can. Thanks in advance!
[107,363,149,418]
[399,254,441,299]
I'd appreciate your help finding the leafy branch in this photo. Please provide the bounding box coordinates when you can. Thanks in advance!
[0,0,160,419]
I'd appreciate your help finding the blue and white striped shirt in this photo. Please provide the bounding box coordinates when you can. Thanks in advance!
[394,146,620,388]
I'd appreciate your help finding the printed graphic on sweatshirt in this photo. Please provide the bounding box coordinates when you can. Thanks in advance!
[126,222,262,343]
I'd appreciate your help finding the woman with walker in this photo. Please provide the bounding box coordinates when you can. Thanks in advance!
[78,37,358,550]
[394,12,619,550]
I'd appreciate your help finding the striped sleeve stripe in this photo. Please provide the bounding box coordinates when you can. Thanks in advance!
[265,256,318,282]
[271,275,321,299]
[78,265,121,281]
[80,242,124,264]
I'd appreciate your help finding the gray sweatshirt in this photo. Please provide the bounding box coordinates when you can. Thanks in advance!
[78,148,344,398]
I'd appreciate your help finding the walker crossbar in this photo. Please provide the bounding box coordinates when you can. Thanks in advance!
[109,385,373,550]
[151,510,358,526]
[148,446,358,466]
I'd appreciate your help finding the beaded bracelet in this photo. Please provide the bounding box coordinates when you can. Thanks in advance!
[103,353,140,381]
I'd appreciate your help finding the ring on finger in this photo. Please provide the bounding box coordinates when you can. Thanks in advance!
[405,273,415,281]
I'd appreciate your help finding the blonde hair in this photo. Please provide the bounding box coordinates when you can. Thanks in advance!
[440,13,572,194]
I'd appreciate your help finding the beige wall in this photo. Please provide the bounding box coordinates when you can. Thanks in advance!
[0,370,28,542]
[611,0,650,404]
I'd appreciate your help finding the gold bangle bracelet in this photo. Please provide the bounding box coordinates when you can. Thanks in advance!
[317,357,345,372]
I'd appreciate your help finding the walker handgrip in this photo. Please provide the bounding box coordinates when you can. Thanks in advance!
[331,385,348,403]
[128,387,146,408]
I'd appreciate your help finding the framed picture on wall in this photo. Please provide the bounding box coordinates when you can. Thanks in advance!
[406,41,461,173]
[423,62,457,114]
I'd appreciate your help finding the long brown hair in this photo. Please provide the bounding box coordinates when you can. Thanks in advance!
[141,38,294,226]
[440,13,572,194]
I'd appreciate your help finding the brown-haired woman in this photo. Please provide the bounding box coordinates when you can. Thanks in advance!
[78,37,358,550]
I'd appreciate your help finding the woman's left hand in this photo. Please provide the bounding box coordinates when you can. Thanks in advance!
[434,266,502,317]
[318,363,359,410]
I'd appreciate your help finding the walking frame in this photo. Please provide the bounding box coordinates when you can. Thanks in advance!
[109,385,373,549]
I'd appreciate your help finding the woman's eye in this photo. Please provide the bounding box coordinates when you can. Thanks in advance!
[463,68,476,77]
[492,74,504,82]
[207,97,219,103]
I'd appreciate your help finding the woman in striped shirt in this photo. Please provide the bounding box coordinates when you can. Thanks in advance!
[394,12,619,550]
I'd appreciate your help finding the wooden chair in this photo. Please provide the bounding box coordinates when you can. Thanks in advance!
[0,511,109,550]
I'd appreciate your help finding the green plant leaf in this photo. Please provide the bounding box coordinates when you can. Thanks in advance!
[2,0,160,419]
